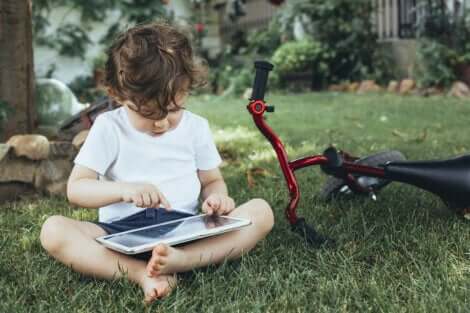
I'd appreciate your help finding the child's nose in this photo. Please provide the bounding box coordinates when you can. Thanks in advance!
[154,117,169,129]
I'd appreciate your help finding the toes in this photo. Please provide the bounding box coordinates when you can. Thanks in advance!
[147,257,165,271]
[147,245,169,277]
[144,289,158,304]
[156,285,169,298]
[146,262,159,277]
[147,264,160,277]
[153,244,168,256]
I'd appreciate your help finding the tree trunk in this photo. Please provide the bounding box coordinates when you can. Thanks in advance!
[0,0,36,141]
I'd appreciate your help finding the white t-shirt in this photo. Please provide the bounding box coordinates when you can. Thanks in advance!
[74,107,222,223]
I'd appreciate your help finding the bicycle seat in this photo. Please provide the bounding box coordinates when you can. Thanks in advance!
[384,155,470,214]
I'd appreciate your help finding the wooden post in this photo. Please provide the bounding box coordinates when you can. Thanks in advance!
[0,0,36,140]
[378,0,384,39]
[392,0,399,39]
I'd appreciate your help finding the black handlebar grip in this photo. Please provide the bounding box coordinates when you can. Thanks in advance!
[251,61,274,101]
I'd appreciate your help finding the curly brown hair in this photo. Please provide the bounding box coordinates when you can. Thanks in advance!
[104,22,206,118]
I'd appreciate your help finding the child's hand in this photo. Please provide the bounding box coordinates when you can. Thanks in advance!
[121,183,172,210]
[202,194,235,216]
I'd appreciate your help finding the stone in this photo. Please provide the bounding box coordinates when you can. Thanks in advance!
[72,130,89,149]
[387,81,399,93]
[45,180,68,197]
[0,156,38,184]
[7,134,50,160]
[347,82,360,93]
[0,182,36,202]
[0,144,10,162]
[448,81,470,98]
[420,87,444,97]
[34,159,73,190]
[49,141,77,160]
[357,80,381,94]
[399,79,416,95]
[328,84,347,92]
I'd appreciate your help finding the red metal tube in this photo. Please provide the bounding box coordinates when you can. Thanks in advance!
[343,162,386,177]
[246,100,387,225]
[290,155,329,171]
[247,100,300,224]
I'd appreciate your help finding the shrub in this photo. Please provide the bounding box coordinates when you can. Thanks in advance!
[271,40,329,76]
[415,39,457,87]
[414,0,470,87]
[267,0,390,84]
[246,20,282,56]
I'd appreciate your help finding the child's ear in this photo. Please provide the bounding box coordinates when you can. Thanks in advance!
[106,87,124,105]
[106,87,117,98]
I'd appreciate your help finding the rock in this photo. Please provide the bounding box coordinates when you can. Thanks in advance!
[242,88,253,100]
[0,182,36,202]
[328,84,348,92]
[448,81,470,98]
[0,144,10,162]
[420,87,444,97]
[357,80,381,94]
[45,180,68,197]
[399,79,416,95]
[72,130,89,149]
[347,82,360,93]
[387,81,399,93]
[0,157,38,184]
[49,141,77,160]
[6,134,50,160]
[34,159,73,191]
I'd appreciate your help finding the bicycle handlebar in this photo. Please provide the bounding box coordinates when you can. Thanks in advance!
[250,61,274,101]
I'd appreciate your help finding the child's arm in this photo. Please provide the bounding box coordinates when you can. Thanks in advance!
[67,164,171,209]
[198,168,235,215]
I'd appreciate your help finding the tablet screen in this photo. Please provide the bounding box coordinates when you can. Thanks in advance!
[102,215,244,249]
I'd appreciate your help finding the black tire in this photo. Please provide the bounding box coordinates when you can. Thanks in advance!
[320,150,406,201]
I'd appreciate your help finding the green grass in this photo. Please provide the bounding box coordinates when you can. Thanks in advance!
[1,93,469,312]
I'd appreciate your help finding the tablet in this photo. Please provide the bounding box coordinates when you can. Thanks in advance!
[95,214,251,255]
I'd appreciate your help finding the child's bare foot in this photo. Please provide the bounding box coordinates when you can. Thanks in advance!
[146,244,188,276]
[140,273,176,304]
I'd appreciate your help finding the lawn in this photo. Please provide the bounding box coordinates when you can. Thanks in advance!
[1,93,469,313]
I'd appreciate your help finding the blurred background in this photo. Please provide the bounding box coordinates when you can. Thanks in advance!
[1,0,470,140]
[1,0,470,200]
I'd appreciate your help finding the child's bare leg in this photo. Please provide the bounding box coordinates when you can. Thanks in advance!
[147,198,274,276]
[40,216,175,303]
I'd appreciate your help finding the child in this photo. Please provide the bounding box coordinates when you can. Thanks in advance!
[39,22,274,304]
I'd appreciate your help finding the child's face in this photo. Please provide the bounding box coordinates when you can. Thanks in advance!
[123,91,188,137]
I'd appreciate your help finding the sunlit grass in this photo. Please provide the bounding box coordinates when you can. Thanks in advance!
[1,92,469,312]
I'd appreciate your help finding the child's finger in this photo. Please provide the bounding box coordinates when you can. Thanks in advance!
[150,191,160,208]
[142,193,152,207]
[210,197,220,210]
[158,191,172,210]
[133,195,143,207]
[202,201,213,215]
[212,198,224,215]
[218,198,229,215]
[221,198,230,215]
[230,198,236,211]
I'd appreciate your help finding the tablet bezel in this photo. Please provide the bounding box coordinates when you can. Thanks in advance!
[95,214,251,254]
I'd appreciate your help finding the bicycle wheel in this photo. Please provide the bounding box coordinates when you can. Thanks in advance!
[320,150,406,201]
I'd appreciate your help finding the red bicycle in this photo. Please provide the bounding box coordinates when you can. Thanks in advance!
[247,61,470,246]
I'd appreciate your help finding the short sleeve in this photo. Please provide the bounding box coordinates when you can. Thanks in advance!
[195,120,222,170]
[74,114,119,175]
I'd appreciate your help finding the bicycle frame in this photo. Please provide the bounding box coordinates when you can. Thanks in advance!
[247,61,470,245]
[247,99,387,226]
